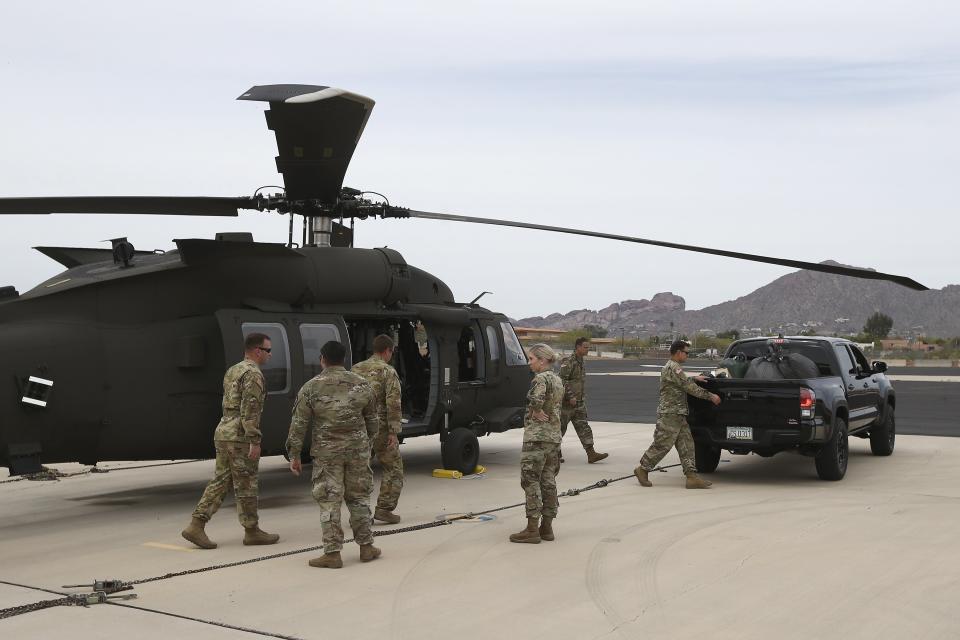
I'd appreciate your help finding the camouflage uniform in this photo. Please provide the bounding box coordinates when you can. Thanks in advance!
[351,355,404,513]
[521,370,563,519]
[285,366,379,554]
[192,359,266,528]
[639,360,714,474]
[558,353,595,448]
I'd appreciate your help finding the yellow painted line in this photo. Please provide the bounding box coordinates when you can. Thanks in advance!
[142,542,196,552]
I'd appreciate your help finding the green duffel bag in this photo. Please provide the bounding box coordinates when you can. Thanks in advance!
[720,354,749,379]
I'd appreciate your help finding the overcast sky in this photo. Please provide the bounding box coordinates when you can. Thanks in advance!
[1,1,957,320]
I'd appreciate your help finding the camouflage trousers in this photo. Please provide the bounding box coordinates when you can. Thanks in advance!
[311,452,375,553]
[561,401,595,448]
[520,441,560,519]
[192,441,259,528]
[372,433,404,512]
[639,413,696,475]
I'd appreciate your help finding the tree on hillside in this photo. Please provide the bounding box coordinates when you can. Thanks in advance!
[582,324,608,338]
[863,312,893,339]
[717,329,740,340]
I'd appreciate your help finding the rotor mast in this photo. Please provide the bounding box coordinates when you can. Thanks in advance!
[237,84,375,249]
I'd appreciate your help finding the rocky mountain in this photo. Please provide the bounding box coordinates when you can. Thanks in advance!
[516,262,960,338]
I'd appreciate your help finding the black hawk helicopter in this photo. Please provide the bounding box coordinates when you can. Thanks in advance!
[0,84,926,476]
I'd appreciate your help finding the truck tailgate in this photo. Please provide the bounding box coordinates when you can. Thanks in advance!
[692,379,802,430]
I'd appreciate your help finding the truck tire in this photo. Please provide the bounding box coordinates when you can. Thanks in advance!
[441,428,480,475]
[869,407,896,456]
[815,418,848,481]
[695,442,721,473]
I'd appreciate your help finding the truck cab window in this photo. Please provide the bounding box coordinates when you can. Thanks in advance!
[849,345,872,375]
[834,344,857,376]
[241,323,290,394]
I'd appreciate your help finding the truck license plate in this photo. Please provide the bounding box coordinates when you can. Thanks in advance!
[726,426,753,440]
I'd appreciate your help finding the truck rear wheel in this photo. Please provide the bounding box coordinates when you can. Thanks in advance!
[441,427,480,475]
[695,442,721,473]
[869,407,896,456]
[815,418,848,481]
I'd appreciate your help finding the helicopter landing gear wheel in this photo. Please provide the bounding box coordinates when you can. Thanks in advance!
[441,428,480,475]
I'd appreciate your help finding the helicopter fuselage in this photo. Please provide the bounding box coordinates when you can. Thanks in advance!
[1,238,530,474]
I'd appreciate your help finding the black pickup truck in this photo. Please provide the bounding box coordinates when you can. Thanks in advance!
[688,337,896,480]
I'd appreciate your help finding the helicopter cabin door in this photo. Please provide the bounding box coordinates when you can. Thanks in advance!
[214,310,348,455]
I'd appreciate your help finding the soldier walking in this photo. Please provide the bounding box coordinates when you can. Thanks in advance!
[510,343,564,544]
[634,339,721,489]
[182,333,280,549]
[286,340,382,568]
[352,334,405,524]
[559,337,609,464]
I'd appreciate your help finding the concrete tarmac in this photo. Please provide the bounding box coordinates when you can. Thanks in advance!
[2,423,959,639]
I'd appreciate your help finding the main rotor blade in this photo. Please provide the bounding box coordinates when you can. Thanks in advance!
[406,210,928,291]
[0,196,252,216]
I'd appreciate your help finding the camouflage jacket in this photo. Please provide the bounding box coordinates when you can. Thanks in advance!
[351,355,402,436]
[213,359,266,444]
[558,353,586,405]
[285,366,379,458]
[523,370,563,443]
[658,359,713,415]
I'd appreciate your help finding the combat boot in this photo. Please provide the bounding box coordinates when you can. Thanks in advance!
[538,517,555,542]
[359,544,382,562]
[509,517,542,544]
[633,465,652,487]
[243,526,280,545]
[685,474,712,489]
[586,446,609,464]
[373,508,401,524]
[308,552,343,569]
[181,517,217,549]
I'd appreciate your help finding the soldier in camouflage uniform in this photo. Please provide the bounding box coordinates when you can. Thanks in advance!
[286,340,381,569]
[182,333,280,549]
[559,337,609,464]
[352,334,404,524]
[635,339,721,489]
[414,321,429,357]
[510,343,564,544]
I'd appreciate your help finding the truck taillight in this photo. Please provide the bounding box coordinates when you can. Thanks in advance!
[800,387,815,418]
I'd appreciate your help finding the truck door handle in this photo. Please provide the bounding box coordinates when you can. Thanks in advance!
[848,384,855,390]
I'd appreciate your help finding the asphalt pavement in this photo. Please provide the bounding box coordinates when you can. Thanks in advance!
[584,358,960,437]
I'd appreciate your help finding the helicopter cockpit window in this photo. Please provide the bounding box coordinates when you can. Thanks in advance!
[457,325,485,382]
[486,325,500,361]
[241,323,290,394]
[501,321,527,366]
[300,323,342,379]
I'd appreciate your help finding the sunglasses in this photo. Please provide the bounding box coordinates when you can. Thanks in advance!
[258,346,272,353]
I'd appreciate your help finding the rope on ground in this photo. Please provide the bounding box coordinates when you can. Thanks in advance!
[0,460,204,484]
[0,579,305,638]
[130,462,681,586]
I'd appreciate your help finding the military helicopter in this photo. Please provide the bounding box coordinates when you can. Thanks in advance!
[0,84,926,476]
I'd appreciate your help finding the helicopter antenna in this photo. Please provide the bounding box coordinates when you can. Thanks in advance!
[470,291,493,304]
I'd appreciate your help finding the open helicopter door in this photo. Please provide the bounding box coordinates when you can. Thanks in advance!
[214,309,348,454]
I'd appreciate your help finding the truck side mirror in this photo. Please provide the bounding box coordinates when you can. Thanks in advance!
[871,361,887,373]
